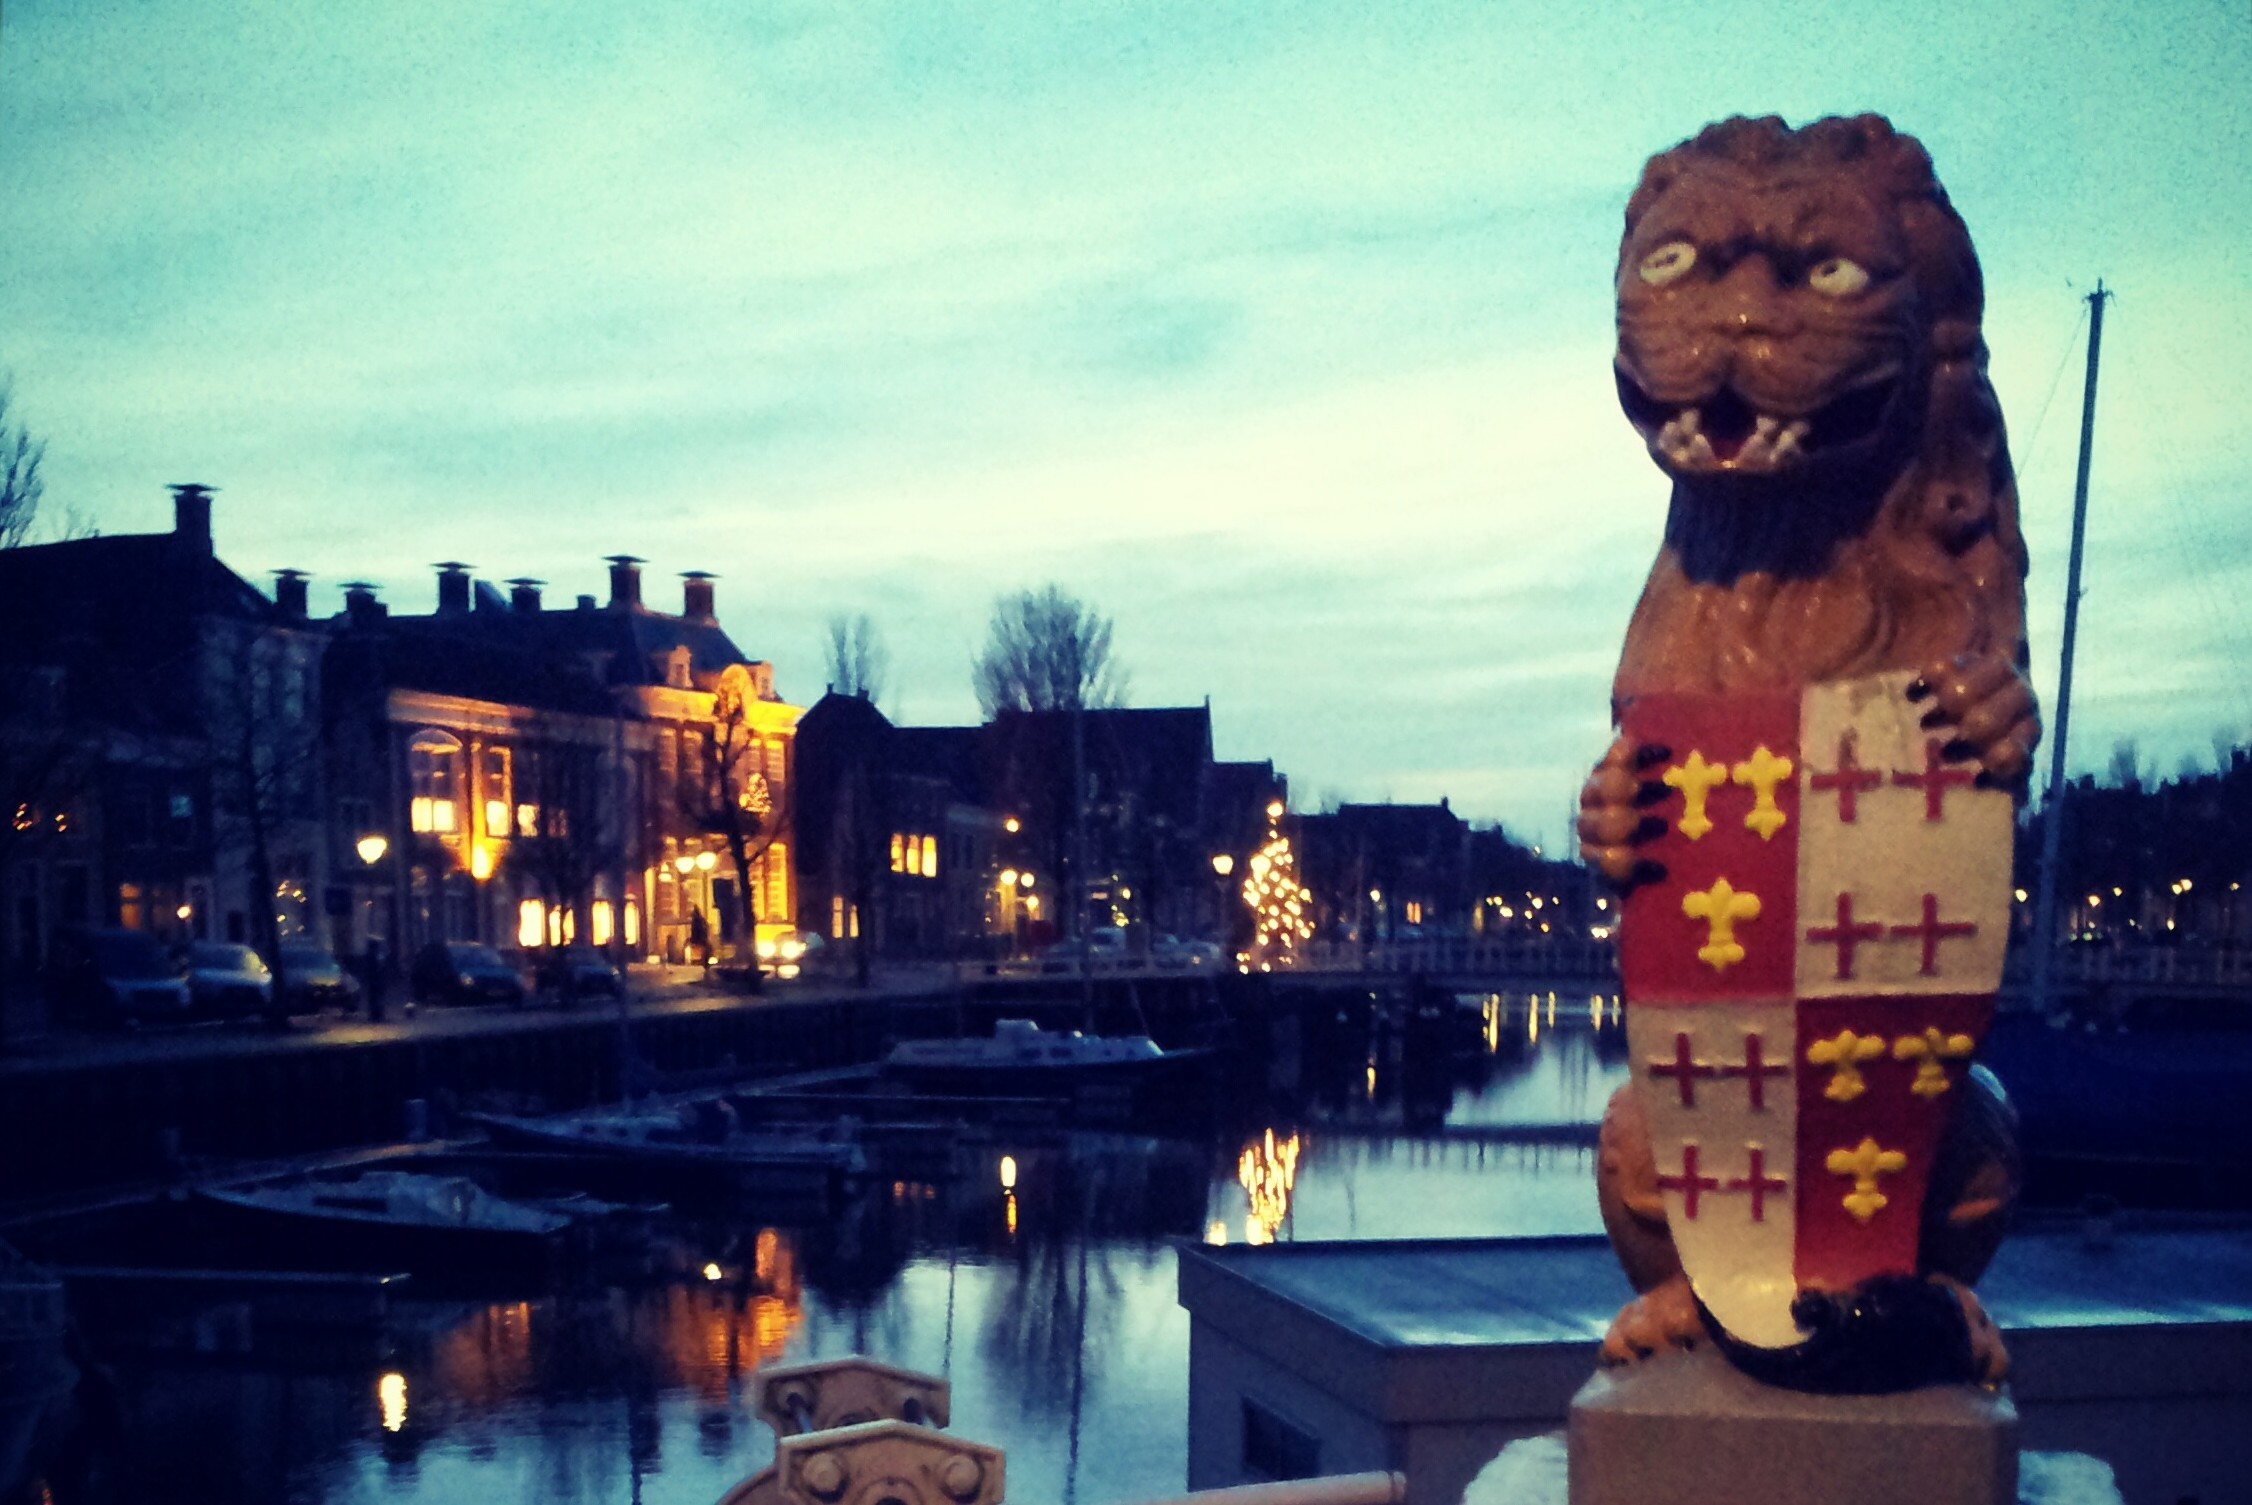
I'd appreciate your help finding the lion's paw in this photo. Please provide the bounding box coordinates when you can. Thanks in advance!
[1910,652,2040,786]
[1577,735,1673,887]
[1600,1274,1708,1365]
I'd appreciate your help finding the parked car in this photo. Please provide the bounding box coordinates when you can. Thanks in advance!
[410,941,527,1007]
[276,943,360,1014]
[183,942,277,1020]
[1152,934,1226,969]
[534,945,625,1002]
[1040,927,1130,971]
[45,926,192,1027]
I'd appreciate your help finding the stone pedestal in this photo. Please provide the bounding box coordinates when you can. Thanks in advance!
[1568,1347,2016,1505]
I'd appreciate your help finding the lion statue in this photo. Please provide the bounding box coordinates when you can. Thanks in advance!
[1579,115,2035,1392]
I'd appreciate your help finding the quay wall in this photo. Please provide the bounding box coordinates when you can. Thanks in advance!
[0,973,1256,1200]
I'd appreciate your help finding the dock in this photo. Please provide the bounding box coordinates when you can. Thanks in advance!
[1178,1217,2252,1505]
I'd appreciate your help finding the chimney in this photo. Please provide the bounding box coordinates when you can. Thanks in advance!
[170,483,215,553]
[680,570,716,621]
[506,577,544,614]
[576,593,597,612]
[605,555,644,610]
[434,561,472,614]
[272,568,309,619]
[341,581,386,627]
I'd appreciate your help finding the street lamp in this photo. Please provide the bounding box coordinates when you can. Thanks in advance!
[357,833,389,866]
[1211,854,1234,878]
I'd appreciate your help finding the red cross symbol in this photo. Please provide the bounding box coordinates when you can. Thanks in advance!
[1725,1146,1789,1222]
[1891,738,1978,823]
[1890,892,1978,975]
[1713,1032,1790,1110]
[1646,1031,1717,1107]
[1657,1143,1722,1219]
[1805,892,1886,980]
[1809,731,1883,823]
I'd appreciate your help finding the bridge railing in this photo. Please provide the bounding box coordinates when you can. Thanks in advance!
[1293,938,1618,981]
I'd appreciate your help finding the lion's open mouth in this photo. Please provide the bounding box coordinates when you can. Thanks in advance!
[1616,367,1899,473]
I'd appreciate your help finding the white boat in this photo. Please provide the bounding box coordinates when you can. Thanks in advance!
[196,1170,572,1272]
[470,1108,869,1197]
[883,1018,1211,1092]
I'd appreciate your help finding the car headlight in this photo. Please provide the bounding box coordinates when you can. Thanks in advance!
[779,938,805,961]
[756,938,777,960]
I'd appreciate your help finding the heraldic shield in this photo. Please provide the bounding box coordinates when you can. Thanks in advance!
[1617,670,2014,1352]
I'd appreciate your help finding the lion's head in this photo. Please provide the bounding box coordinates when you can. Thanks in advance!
[1610,115,2026,704]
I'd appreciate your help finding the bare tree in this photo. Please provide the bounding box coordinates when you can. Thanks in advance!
[972,586,1126,718]
[511,732,626,948]
[0,379,48,550]
[0,662,92,1032]
[678,665,792,989]
[823,613,890,704]
[204,627,325,967]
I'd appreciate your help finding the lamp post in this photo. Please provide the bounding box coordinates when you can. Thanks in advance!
[1211,854,1235,944]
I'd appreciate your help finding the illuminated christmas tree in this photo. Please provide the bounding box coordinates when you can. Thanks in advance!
[1241,800,1316,969]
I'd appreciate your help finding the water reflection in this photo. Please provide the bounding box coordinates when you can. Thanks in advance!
[1236,1131,1303,1246]
[20,994,1628,1505]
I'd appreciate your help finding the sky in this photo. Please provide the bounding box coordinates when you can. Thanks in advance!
[4,1,2250,846]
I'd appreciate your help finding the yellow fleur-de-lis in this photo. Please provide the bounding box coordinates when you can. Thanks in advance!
[1661,751,1730,841]
[1891,1026,1976,1098]
[1681,878,1760,971]
[1826,1136,1909,1224]
[1806,1029,1887,1102]
[1731,746,1794,841]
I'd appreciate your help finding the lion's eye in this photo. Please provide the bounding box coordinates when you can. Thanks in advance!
[1807,257,1871,297]
[1637,241,1697,287]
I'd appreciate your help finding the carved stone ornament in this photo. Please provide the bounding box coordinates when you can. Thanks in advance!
[1579,115,2035,1395]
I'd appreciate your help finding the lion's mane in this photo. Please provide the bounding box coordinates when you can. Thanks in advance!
[1611,115,2028,708]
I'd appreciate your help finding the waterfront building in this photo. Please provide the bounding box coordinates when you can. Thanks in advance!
[322,557,800,967]
[0,485,328,987]
[793,697,1283,965]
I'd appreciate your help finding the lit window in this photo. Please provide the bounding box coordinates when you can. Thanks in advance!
[832,896,846,939]
[890,833,906,874]
[592,901,614,946]
[518,899,546,948]
[480,747,511,837]
[1406,900,1423,925]
[408,731,462,836]
[517,804,538,837]
[623,902,640,947]
[921,835,938,877]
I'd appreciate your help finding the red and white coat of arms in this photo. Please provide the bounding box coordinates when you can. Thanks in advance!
[1618,670,2012,1351]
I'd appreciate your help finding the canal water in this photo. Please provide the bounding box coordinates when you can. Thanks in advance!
[28,992,1630,1505]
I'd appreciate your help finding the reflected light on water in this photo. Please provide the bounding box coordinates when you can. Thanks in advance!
[378,1371,407,1434]
[1204,1219,1229,1245]
[1238,1129,1303,1246]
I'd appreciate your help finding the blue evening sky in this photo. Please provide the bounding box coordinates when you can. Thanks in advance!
[4,1,2248,844]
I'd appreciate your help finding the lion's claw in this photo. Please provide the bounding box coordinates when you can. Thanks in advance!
[1915,652,2040,785]
[1579,735,1669,886]
[1601,1274,1707,1365]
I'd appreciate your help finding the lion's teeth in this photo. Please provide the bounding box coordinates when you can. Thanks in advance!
[1676,407,1701,436]
[1685,433,1715,463]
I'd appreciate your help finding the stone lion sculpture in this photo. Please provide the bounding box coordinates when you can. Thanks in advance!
[1578,115,2035,1393]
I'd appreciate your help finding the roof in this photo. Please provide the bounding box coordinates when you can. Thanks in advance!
[328,588,773,720]
[0,532,288,734]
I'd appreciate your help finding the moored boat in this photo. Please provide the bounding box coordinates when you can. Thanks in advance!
[882,1017,1212,1096]
[196,1170,572,1274]
[1,1240,74,1491]
[470,1107,869,1198]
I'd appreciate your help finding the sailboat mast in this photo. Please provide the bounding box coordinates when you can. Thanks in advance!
[2028,281,2110,1016]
